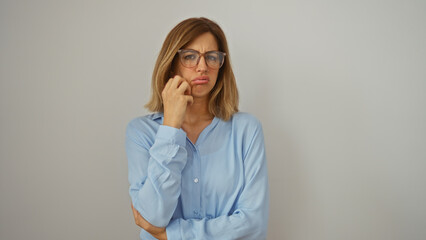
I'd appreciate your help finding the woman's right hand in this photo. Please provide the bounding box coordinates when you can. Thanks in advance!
[162,75,193,129]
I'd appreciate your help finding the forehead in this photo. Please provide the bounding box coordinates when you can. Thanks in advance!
[185,32,219,51]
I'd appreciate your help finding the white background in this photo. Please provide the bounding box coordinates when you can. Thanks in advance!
[1,0,425,239]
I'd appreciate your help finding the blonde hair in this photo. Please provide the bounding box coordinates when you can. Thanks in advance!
[145,17,239,121]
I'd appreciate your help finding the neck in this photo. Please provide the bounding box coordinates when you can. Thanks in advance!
[184,96,213,125]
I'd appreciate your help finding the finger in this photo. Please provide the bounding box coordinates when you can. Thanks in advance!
[186,83,192,95]
[170,75,184,89]
[177,81,191,94]
[163,77,173,92]
[184,80,192,95]
[185,95,194,105]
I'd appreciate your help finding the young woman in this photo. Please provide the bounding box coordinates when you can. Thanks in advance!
[126,17,269,240]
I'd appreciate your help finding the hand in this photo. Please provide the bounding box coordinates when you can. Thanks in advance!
[162,75,193,129]
[131,204,167,240]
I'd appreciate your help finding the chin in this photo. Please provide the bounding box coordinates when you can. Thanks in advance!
[191,86,214,98]
[191,88,211,98]
[191,93,209,99]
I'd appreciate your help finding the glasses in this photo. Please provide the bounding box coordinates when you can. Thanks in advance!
[177,49,226,69]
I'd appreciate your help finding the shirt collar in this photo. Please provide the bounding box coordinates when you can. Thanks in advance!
[151,112,220,134]
[151,112,163,120]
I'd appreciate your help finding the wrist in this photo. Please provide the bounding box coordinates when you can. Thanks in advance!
[153,231,167,240]
[163,118,181,129]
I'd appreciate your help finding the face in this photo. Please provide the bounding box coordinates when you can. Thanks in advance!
[174,32,220,100]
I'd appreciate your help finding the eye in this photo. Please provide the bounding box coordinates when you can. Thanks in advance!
[183,54,197,60]
[206,54,218,62]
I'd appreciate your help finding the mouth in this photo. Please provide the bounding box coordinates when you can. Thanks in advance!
[192,76,209,85]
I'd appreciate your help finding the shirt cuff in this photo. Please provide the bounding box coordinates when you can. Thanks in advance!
[166,219,182,240]
[156,125,186,147]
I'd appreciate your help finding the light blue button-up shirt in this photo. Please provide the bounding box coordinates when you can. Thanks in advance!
[126,112,269,240]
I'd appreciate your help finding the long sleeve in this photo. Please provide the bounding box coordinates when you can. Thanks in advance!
[126,120,188,227]
[165,120,270,240]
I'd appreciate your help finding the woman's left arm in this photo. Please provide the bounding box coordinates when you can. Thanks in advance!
[165,122,270,240]
[131,204,167,240]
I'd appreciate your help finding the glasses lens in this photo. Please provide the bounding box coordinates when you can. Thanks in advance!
[180,50,199,67]
[205,52,223,69]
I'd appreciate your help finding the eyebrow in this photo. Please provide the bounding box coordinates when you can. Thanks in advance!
[184,49,219,52]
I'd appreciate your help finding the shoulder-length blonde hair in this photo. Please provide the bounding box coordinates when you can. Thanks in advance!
[145,17,239,121]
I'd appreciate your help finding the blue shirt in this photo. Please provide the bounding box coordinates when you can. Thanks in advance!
[126,112,269,240]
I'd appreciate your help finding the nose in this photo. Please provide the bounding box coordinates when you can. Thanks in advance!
[196,56,208,72]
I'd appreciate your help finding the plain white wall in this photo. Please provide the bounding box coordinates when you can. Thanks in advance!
[1,0,425,239]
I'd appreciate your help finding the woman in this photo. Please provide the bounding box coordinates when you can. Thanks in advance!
[126,17,269,240]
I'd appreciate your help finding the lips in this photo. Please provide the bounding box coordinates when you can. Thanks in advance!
[192,76,209,85]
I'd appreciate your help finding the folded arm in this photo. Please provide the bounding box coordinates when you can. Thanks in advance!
[126,122,188,228]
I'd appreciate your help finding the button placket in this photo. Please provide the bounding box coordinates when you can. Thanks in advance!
[193,145,201,218]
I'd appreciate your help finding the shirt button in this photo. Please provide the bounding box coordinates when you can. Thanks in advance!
[193,178,199,183]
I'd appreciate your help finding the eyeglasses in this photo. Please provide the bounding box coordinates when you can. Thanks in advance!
[177,49,226,69]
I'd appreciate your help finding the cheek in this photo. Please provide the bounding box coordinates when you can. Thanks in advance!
[210,71,219,82]
[177,66,193,79]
